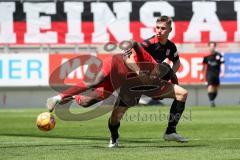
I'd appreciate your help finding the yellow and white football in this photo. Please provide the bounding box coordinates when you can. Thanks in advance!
[36,112,56,131]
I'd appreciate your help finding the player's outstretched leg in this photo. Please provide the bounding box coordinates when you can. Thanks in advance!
[46,95,74,112]
[46,80,88,112]
[46,71,106,112]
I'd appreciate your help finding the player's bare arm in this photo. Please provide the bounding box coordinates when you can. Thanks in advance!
[172,59,181,73]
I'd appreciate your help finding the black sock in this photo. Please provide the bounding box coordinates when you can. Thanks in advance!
[108,119,120,142]
[212,92,217,100]
[166,99,185,134]
[208,92,215,101]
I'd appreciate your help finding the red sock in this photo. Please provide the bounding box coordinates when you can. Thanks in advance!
[60,81,87,99]
[74,95,82,105]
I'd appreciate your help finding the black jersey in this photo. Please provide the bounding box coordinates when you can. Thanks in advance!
[203,52,224,76]
[140,36,179,63]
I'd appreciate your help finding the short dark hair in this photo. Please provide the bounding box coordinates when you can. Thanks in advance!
[156,15,172,27]
[208,41,217,47]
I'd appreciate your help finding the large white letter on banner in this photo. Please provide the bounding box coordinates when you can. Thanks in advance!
[24,3,57,43]
[140,2,175,40]
[176,58,189,79]
[184,2,226,42]
[0,2,16,43]
[60,58,83,79]
[64,2,84,43]
[235,1,240,41]
[91,2,132,43]
[191,58,203,78]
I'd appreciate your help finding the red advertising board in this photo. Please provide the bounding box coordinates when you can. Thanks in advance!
[177,53,207,84]
[49,53,208,85]
[49,54,109,85]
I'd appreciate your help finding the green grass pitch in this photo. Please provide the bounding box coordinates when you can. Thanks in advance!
[0,106,240,160]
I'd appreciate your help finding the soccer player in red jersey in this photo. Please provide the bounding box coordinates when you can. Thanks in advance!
[46,40,159,112]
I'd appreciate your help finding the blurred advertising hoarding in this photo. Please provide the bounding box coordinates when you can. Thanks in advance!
[49,54,104,86]
[220,53,240,84]
[1,53,240,86]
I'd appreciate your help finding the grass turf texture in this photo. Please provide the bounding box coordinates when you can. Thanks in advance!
[0,106,240,160]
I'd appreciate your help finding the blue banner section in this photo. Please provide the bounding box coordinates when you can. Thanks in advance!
[221,53,240,83]
[0,54,49,86]
[0,60,2,79]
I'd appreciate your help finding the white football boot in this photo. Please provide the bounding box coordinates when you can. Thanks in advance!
[163,133,188,143]
[46,95,62,112]
[108,138,119,148]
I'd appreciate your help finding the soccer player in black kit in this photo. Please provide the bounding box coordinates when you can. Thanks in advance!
[201,42,225,107]
[108,16,188,147]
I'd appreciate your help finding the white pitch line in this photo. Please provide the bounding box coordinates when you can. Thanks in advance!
[0,140,87,144]
[190,137,240,141]
[1,137,240,145]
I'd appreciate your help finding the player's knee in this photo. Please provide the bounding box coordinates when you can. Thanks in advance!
[177,88,188,101]
[181,89,188,100]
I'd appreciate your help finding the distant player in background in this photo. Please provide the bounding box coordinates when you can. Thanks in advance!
[201,42,225,107]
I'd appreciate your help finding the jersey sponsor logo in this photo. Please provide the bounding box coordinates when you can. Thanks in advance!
[208,61,218,66]
[166,49,170,56]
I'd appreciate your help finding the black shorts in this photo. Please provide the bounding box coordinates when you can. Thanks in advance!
[206,75,220,86]
[116,97,140,108]
[116,79,171,108]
